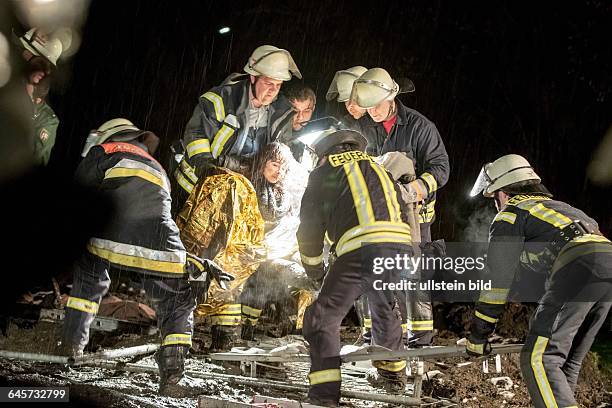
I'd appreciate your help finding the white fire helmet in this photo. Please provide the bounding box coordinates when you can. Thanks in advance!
[81,118,144,157]
[325,66,368,102]
[470,154,542,198]
[243,45,301,81]
[19,28,63,66]
[349,67,400,109]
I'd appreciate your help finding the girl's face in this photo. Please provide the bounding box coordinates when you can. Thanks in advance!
[263,159,283,184]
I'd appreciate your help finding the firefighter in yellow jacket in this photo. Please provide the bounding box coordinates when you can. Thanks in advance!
[298,128,413,405]
[467,154,612,408]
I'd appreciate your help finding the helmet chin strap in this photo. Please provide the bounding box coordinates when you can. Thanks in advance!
[383,99,396,121]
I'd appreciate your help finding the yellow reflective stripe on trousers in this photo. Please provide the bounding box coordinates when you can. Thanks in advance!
[308,368,341,385]
[475,310,498,324]
[373,360,407,372]
[420,172,438,193]
[210,315,241,326]
[363,318,372,329]
[162,333,192,346]
[104,158,169,192]
[401,323,408,333]
[301,252,323,266]
[479,288,510,305]
[531,336,558,408]
[466,340,484,354]
[87,238,186,274]
[202,92,225,122]
[215,304,242,315]
[66,296,99,314]
[344,162,375,225]
[211,124,235,159]
[242,305,262,318]
[494,211,517,225]
[409,320,434,331]
[174,167,194,194]
[185,139,211,159]
[369,161,401,223]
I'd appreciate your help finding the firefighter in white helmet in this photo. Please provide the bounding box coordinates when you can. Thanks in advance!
[350,67,450,346]
[172,45,301,215]
[63,118,230,394]
[16,28,63,166]
[467,154,612,408]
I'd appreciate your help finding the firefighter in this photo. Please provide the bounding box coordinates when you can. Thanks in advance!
[467,154,612,408]
[172,45,301,215]
[298,128,413,405]
[61,118,225,393]
[350,67,450,346]
[17,28,63,165]
[326,66,369,122]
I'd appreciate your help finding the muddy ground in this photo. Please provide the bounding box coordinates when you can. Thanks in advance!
[0,296,610,407]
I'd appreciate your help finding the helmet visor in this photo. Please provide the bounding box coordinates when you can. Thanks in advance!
[470,164,492,197]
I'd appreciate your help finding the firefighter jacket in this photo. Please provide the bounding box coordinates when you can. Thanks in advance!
[297,150,412,280]
[32,101,59,166]
[75,142,187,278]
[475,194,612,328]
[357,100,449,224]
[175,74,293,195]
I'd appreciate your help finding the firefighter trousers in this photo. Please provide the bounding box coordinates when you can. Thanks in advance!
[519,253,612,408]
[303,244,411,403]
[356,223,434,346]
[63,252,196,351]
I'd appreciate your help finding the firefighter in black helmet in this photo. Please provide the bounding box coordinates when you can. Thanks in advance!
[298,127,413,406]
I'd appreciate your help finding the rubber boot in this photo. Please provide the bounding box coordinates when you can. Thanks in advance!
[366,368,408,394]
[210,325,239,352]
[57,341,84,360]
[154,345,188,394]
[241,322,257,342]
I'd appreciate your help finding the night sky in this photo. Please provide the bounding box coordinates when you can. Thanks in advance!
[47,0,612,240]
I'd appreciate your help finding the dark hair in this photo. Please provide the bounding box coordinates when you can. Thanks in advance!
[251,142,293,191]
[501,180,553,197]
[284,83,316,105]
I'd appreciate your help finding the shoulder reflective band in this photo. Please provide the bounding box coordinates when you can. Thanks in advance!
[475,310,499,324]
[308,368,341,385]
[104,158,169,193]
[211,124,236,159]
[343,161,375,225]
[373,360,407,372]
[530,336,558,408]
[202,92,226,122]
[186,139,211,159]
[420,172,438,194]
[478,288,510,305]
[87,238,186,274]
[408,320,434,331]
[300,252,323,266]
[162,333,192,347]
[66,296,99,314]
[369,161,401,223]
[495,211,517,225]
[520,203,572,228]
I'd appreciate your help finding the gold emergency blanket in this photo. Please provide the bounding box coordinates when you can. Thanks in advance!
[176,169,266,317]
[293,288,314,330]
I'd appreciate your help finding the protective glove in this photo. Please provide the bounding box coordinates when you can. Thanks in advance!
[304,262,327,283]
[185,254,234,290]
[465,316,495,356]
